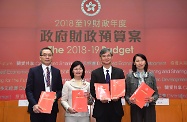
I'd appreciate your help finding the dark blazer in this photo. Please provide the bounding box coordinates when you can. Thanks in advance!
[25,65,63,113]
[90,66,125,118]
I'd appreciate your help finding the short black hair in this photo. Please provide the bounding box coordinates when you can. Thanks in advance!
[132,53,148,72]
[70,61,85,79]
[40,47,53,56]
[99,48,113,57]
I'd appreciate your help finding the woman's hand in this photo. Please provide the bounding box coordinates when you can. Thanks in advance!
[129,98,136,104]
[145,97,154,103]
[84,91,90,98]
[67,107,78,114]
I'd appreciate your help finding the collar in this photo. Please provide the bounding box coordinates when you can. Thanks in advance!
[42,64,51,71]
[69,78,88,89]
[133,72,148,78]
[103,66,112,73]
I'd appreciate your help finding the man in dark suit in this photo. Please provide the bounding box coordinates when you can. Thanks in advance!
[90,48,125,122]
[25,47,63,122]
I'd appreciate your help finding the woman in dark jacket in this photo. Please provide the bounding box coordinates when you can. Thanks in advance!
[125,53,159,122]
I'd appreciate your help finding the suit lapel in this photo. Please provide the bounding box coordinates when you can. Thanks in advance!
[111,66,116,79]
[36,65,45,88]
[51,66,55,88]
[100,67,106,83]
[38,65,44,81]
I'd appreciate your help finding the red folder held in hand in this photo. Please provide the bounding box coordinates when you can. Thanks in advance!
[72,90,88,112]
[38,91,56,113]
[110,79,125,99]
[94,83,111,101]
[130,82,155,108]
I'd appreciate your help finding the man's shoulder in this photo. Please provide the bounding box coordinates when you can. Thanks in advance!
[30,65,41,70]
[92,67,103,74]
[112,66,123,71]
[28,66,42,75]
[92,67,102,72]
[51,66,60,70]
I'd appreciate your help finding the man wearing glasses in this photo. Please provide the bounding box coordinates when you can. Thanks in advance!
[25,47,63,122]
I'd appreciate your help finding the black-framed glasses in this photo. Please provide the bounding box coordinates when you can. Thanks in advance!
[41,54,53,57]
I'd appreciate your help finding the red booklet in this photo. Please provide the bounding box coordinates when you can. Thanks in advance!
[38,91,56,113]
[110,79,125,99]
[130,82,155,108]
[94,83,111,101]
[72,90,88,112]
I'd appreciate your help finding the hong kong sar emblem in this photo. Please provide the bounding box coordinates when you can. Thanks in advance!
[81,0,101,16]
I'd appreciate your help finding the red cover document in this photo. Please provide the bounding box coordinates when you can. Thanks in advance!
[72,90,88,112]
[130,82,155,109]
[110,79,125,99]
[94,83,111,101]
[38,91,56,113]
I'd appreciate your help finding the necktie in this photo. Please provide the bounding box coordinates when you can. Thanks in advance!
[46,67,50,87]
[106,70,110,83]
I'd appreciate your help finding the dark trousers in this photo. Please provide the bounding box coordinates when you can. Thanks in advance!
[96,114,122,122]
[130,105,156,122]
[30,113,57,122]
[95,103,122,122]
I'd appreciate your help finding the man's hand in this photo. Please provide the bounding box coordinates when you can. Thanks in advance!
[33,104,43,113]
[111,97,119,102]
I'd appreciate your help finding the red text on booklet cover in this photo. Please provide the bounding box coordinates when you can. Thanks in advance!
[130,82,155,108]
[110,79,125,99]
[72,90,88,112]
[94,83,111,101]
[38,91,56,113]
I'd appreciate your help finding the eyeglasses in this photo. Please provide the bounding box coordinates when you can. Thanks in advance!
[41,54,53,57]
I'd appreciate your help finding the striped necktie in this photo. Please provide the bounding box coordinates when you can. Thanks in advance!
[46,67,50,87]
